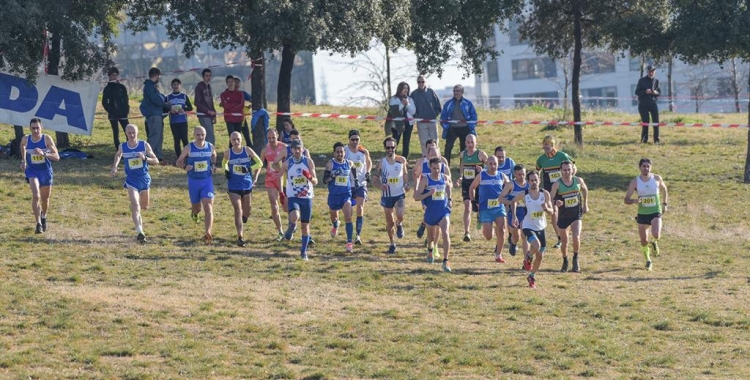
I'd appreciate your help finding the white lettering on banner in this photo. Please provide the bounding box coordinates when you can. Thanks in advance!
[0,72,98,136]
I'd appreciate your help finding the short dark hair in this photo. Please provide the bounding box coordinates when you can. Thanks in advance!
[225,75,235,82]
[289,129,300,137]
[333,142,345,151]
[107,67,119,75]
[29,118,42,126]
[639,158,652,167]
[425,139,435,147]
[527,170,539,180]
[429,157,442,166]
[202,68,212,76]
[148,67,161,77]
[494,146,505,154]
[348,129,360,138]
[513,164,525,172]
[383,136,396,148]
[561,160,574,168]
[171,78,181,85]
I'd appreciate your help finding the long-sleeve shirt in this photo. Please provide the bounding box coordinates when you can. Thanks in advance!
[102,81,130,119]
[410,87,442,120]
[194,81,216,116]
[635,76,660,104]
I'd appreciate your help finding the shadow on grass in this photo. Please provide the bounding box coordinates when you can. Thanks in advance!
[582,270,721,282]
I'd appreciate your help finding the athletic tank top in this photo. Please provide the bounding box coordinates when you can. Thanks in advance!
[506,178,529,208]
[122,140,149,178]
[286,156,314,199]
[478,170,505,212]
[421,158,447,176]
[422,173,448,213]
[345,146,367,185]
[227,147,253,191]
[556,177,582,218]
[636,175,662,214]
[328,159,352,196]
[281,130,292,144]
[186,141,213,180]
[522,190,548,231]
[25,134,52,172]
[264,143,285,181]
[380,157,405,197]
[497,157,516,179]
[460,149,483,182]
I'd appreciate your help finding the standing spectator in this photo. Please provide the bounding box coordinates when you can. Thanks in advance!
[194,68,217,145]
[139,67,167,162]
[635,65,661,143]
[102,67,130,150]
[233,76,253,147]
[167,78,193,157]
[440,84,477,165]
[220,75,245,147]
[411,75,442,156]
[387,82,416,159]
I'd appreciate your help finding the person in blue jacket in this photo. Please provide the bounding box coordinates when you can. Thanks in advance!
[440,84,477,165]
[139,67,168,162]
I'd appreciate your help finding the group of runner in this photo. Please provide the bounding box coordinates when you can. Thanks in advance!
[20,119,668,288]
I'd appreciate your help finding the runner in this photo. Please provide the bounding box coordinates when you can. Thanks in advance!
[413,140,450,239]
[259,129,288,240]
[414,157,453,272]
[281,140,318,260]
[535,135,574,249]
[494,146,517,180]
[550,161,589,272]
[456,134,487,242]
[507,171,554,288]
[469,156,511,263]
[345,129,373,245]
[224,131,262,247]
[20,118,59,234]
[373,137,410,254]
[110,124,159,242]
[323,142,357,253]
[176,126,217,243]
[624,158,669,271]
[504,164,530,258]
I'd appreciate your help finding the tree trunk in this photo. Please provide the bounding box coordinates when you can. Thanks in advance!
[47,31,70,149]
[667,56,674,112]
[572,0,583,146]
[731,58,741,113]
[385,41,392,108]
[250,50,267,154]
[276,43,296,133]
[744,73,750,183]
[11,125,24,158]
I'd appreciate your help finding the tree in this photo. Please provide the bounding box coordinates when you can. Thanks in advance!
[0,0,124,148]
[671,0,750,182]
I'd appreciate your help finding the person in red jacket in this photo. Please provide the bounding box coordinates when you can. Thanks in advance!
[220,75,245,148]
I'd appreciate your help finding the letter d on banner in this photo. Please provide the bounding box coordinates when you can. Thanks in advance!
[0,72,99,136]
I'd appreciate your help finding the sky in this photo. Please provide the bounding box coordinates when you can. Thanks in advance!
[313,46,474,107]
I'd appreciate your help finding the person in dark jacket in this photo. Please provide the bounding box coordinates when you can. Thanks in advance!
[635,65,661,143]
[139,67,168,161]
[102,67,130,150]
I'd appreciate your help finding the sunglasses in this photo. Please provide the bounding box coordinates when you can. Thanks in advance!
[417,81,424,83]
[350,138,360,141]
[385,146,396,150]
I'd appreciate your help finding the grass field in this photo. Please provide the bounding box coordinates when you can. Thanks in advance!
[1,104,749,379]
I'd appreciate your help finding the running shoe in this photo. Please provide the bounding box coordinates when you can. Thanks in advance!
[237,237,246,247]
[242,216,248,224]
[527,274,536,288]
[646,260,653,271]
[561,257,569,273]
[651,241,660,256]
[433,249,441,260]
[553,239,561,249]
[509,243,517,256]
[35,223,42,234]
[442,260,452,273]
[463,233,471,242]
[354,236,362,245]
[494,253,506,263]
[283,226,295,241]
[203,232,213,244]
[396,223,404,239]
[345,242,353,253]
[387,243,397,254]
[41,217,47,232]
[191,212,199,223]
[426,246,435,264]
[275,232,284,241]
[137,232,146,243]
[572,255,580,273]
[523,255,533,271]
[330,225,338,238]
[416,223,426,238]
[309,237,316,247]
[301,252,309,261]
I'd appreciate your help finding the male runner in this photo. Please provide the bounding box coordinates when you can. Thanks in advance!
[224,131,262,247]
[259,129,288,240]
[374,137,410,254]
[345,129,373,245]
[624,158,668,271]
[456,134,487,242]
[469,156,511,263]
[281,140,318,260]
[20,118,59,234]
[504,164,530,257]
[176,126,217,243]
[323,142,357,253]
[536,135,574,249]
[550,161,589,272]
[414,157,453,272]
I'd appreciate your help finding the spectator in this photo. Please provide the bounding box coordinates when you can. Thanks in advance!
[194,68,217,145]
[411,75,442,156]
[233,76,253,147]
[167,78,193,157]
[635,65,661,144]
[220,74,245,147]
[139,67,167,162]
[102,67,130,150]
[440,84,477,165]
[386,82,416,159]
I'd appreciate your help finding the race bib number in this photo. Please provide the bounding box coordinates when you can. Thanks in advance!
[532,211,544,219]
[293,176,307,186]
[194,161,209,172]
[640,196,656,206]
[233,165,246,175]
[564,197,579,208]
[432,189,446,201]
[387,177,401,184]
[463,168,476,179]
[128,158,143,169]
[353,161,363,169]
[30,154,45,164]
[548,170,562,182]
[488,198,500,209]
[518,198,526,207]
[335,176,348,186]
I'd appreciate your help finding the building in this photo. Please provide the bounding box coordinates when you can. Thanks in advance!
[474,22,749,114]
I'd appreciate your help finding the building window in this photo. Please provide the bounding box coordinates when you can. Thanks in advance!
[580,86,618,108]
[512,58,556,80]
[508,20,526,46]
[581,52,616,75]
[514,91,559,109]
[487,60,499,83]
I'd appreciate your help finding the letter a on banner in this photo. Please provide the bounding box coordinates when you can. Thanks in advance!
[0,72,98,136]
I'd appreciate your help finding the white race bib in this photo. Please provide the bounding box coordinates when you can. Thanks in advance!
[548,170,562,182]
[194,160,209,172]
[335,176,348,186]
[128,158,143,169]
[432,189,446,201]
[30,154,45,164]
[564,197,579,208]
[293,176,307,186]
[640,195,656,206]
[488,198,500,209]
[531,211,544,219]
[233,165,246,175]
[463,168,476,179]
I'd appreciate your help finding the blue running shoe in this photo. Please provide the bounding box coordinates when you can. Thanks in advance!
[416,223,426,238]
[387,244,397,254]
[396,223,404,239]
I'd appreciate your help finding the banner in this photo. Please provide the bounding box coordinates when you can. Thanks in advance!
[0,72,99,135]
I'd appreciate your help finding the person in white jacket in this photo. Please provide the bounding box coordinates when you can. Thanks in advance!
[387,82,416,159]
